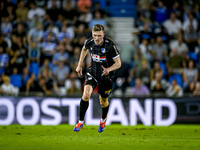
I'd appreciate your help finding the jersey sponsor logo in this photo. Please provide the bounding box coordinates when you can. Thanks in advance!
[101,48,106,53]
[91,54,106,62]
[88,77,92,80]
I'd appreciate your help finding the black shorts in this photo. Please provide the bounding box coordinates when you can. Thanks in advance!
[85,73,113,98]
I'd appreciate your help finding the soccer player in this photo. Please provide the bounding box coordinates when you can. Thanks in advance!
[74,24,121,133]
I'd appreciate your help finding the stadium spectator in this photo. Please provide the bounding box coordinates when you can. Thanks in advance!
[129,48,148,83]
[69,46,81,72]
[153,1,168,25]
[163,13,182,38]
[0,2,7,19]
[52,43,69,66]
[46,0,61,22]
[168,2,181,19]
[0,34,8,54]
[28,42,40,63]
[183,60,198,92]
[166,79,183,97]
[55,14,64,31]
[184,24,198,52]
[4,3,15,22]
[28,23,44,45]
[8,36,28,74]
[139,39,149,55]
[117,40,136,89]
[41,34,57,61]
[65,71,82,93]
[167,49,185,76]
[61,0,78,25]
[89,11,106,30]
[193,4,200,20]
[21,67,29,91]
[137,1,152,26]
[43,23,59,40]
[53,57,70,86]
[47,0,61,9]
[131,78,150,96]
[1,17,13,38]
[182,13,198,32]
[0,46,9,70]
[10,68,22,89]
[136,23,153,43]
[154,25,170,44]
[78,7,93,25]
[1,75,19,96]
[150,72,169,92]
[38,58,52,79]
[138,59,150,86]
[28,2,45,21]
[77,0,92,12]
[13,15,27,30]
[16,0,28,21]
[67,79,82,95]
[12,23,27,45]
[193,82,200,96]
[26,73,43,95]
[38,69,59,95]
[92,2,107,18]
[74,24,89,42]
[28,14,41,30]
[170,35,189,56]
[57,25,71,42]
[151,36,168,62]
[150,61,164,81]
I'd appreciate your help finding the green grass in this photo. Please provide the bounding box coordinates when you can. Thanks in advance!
[0,125,199,150]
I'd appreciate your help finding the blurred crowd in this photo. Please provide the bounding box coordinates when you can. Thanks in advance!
[0,0,108,96]
[113,0,200,97]
[0,0,200,97]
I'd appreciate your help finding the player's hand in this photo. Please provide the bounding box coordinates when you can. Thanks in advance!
[101,66,109,76]
[76,66,82,77]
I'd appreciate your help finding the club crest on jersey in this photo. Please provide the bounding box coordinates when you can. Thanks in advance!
[88,77,92,80]
[101,48,106,53]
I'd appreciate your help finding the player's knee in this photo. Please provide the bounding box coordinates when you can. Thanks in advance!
[82,92,91,101]
[100,98,109,108]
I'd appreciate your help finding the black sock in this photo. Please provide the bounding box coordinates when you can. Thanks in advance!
[102,105,109,120]
[79,99,89,121]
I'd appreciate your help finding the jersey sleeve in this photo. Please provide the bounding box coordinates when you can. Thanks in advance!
[84,39,89,49]
[110,43,120,59]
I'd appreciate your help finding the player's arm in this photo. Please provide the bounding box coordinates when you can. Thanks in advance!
[102,56,121,76]
[76,46,88,76]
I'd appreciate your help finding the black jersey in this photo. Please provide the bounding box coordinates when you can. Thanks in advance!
[84,37,120,81]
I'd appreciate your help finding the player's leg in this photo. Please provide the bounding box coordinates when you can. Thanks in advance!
[98,79,112,133]
[98,96,109,133]
[74,85,93,132]
[99,95,109,121]
[79,85,93,121]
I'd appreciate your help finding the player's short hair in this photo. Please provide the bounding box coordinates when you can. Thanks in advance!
[92,24,104,32]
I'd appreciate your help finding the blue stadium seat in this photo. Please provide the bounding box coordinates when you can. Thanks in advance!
[159,62,167,78]
[168,74,182,87]
[187,52,198,63]
[107,2,137,17]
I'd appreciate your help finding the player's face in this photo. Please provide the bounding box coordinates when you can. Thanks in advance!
[92,30,105,45]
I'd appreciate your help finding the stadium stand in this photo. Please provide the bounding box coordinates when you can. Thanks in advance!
[0,0,199,97]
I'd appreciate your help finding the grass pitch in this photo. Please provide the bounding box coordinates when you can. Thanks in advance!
[0,125,199,150]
